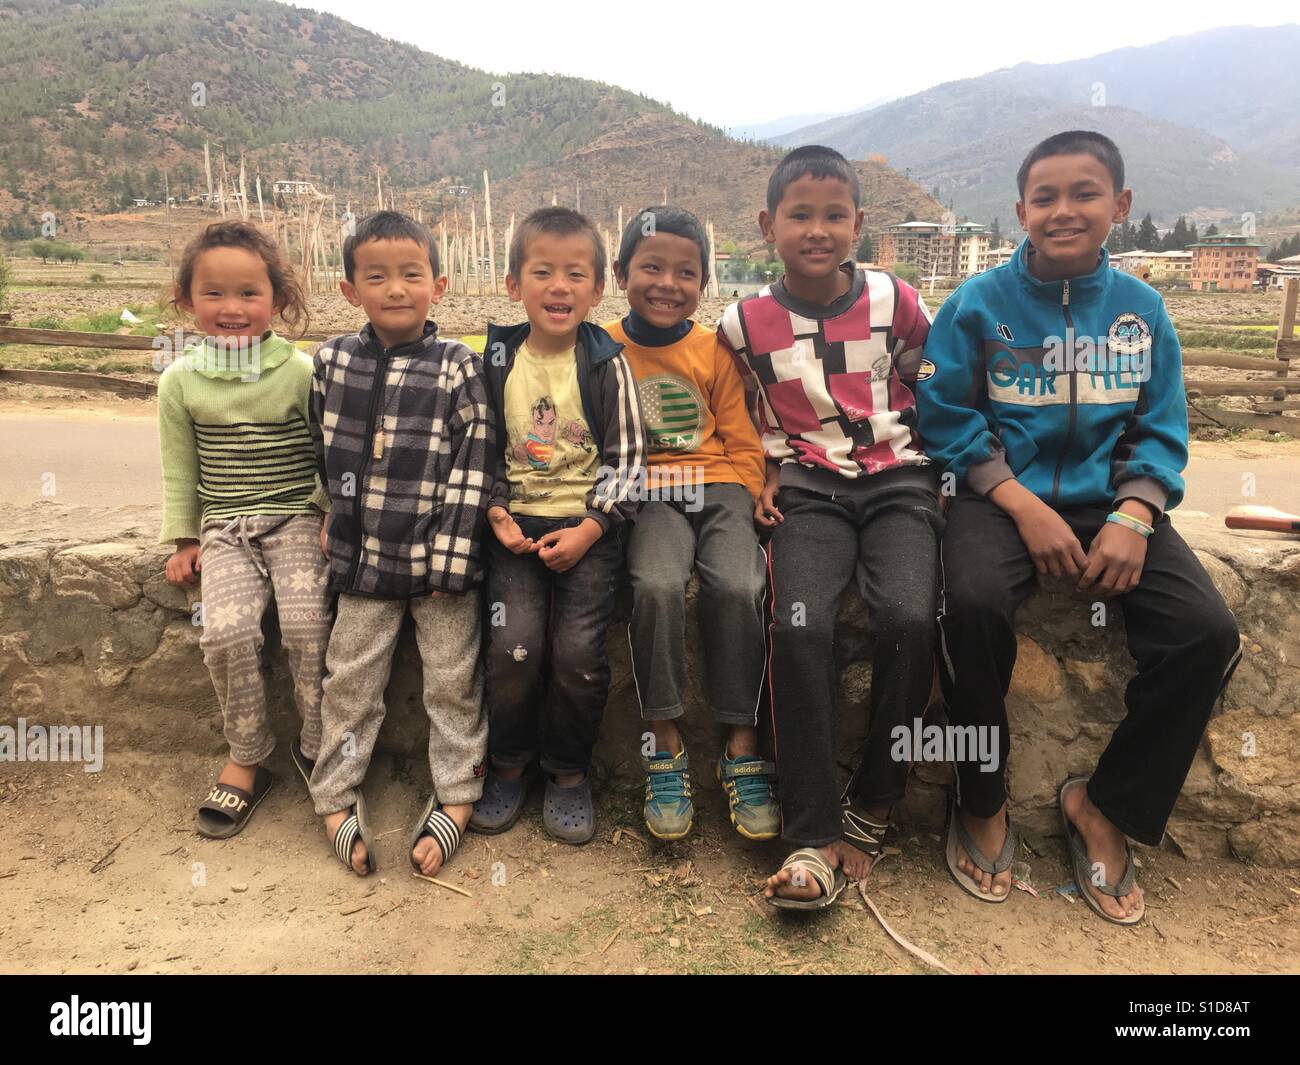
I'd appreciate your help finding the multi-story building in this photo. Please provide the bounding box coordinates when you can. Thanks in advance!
[1188,235,1261,292]
[1109,249,1193,284]
[875,220,990,280]
[978,241,1018,272]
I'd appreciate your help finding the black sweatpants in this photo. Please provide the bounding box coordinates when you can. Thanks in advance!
[767,468,943,847]
[937,492,1241,846]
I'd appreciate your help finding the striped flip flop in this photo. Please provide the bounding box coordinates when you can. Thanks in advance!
[409,796,464,874]
[330,791,376,876]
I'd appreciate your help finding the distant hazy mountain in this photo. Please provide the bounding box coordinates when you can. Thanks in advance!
[984,24,1300,169]
[728,97,893,144]
[777,26,1300,226]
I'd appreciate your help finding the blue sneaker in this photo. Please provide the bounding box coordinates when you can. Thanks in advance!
[717,751,780,840]
[643,749,694,841]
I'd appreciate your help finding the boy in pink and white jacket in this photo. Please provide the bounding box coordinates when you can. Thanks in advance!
[717,146,941,907]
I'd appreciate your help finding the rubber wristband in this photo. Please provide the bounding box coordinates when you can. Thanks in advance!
[1106,512,1153,538]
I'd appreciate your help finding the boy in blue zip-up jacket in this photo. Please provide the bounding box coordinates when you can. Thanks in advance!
[917,131,1240,925]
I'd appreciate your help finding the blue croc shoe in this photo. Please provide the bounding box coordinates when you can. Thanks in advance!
[717,750,780,841]
[542,774,596,845]
[469,767,533,835]
[643,749,694,841]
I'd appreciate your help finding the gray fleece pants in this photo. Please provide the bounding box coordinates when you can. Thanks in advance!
[309,590,487,815]
[197,514,331,767]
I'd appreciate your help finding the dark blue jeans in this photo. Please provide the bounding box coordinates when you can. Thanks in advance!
[484,515,622,775]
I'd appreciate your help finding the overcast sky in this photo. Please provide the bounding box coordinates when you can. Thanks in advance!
[300,1,1287,128]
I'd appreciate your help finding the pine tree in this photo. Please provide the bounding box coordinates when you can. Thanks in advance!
[1137,213,1160,250]
[856,232,874,262]
[1205,223,1220,237]
[990,217,1002,245]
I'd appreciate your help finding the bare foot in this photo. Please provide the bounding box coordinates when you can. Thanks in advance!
[763,844,839,902]
[217,759,257,793]
[1061,781,1144,921]
[956,805,1014,898]
[323,808,369,876]
[411,802,472,877]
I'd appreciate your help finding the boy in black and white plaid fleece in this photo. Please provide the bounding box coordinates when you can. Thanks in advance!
[308,211,494,878]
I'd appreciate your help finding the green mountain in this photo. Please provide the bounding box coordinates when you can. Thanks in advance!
[0,0,941,245]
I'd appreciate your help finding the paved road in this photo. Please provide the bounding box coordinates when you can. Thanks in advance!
[2,413,1300,522]
[1,415,161,510]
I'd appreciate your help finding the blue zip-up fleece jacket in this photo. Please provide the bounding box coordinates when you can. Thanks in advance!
[916,241,1187,515]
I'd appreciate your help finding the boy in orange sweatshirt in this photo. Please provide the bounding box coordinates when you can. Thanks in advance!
[606,205,777,843]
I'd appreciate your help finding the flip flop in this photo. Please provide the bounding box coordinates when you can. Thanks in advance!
[330,791,376,876]
[408,796,464,874]
[767,847,847,911]
[196,766,275,840]
[945,795,1016,903]
[1059,777,1145,926]
[289,736,315,790]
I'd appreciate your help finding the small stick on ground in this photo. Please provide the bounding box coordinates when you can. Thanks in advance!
[599,927,622,954]
[91,826,142,874]
[412,872,472,897]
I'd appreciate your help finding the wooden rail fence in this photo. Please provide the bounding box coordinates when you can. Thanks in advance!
[2,278,1298,433]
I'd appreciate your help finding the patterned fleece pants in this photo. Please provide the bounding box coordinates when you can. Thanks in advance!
[197,514,332,766]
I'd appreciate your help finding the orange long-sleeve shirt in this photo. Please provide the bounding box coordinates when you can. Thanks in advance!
[605,318,765,499]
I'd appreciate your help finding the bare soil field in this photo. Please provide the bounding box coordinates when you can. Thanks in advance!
[3,744,1298,976]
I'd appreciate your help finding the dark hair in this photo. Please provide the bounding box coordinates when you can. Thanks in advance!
[767,145,861,214]
[508,206,606,281]
[616,205,709,285]
[170,220,308,337]
[343,210,439,283]
[1017,130,1125,198]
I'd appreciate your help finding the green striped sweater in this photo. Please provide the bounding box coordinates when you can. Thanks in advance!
[157,332,328,543]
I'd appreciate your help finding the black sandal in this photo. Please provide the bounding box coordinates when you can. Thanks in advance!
[841,799,891,872]
[196,766,275,839]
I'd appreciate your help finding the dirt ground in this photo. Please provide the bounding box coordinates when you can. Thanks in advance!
[2,742,1298,975]
[3,262,1299,975]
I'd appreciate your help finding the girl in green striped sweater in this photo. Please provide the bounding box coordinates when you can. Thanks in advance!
[160,221,333,840]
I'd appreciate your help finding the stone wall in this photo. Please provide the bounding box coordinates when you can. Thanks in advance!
[2,500,1298,865]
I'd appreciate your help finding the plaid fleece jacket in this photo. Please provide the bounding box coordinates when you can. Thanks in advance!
[309,321,493,598]
[716,265,933,479]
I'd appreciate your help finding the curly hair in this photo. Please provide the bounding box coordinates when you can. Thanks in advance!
[169,220,309,337]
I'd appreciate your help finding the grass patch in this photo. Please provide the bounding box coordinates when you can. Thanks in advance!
[1177,328,1276,351]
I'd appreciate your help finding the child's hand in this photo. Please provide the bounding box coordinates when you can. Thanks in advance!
[165,540,202,586]
[754,477,783,528]
[1011,497,1088,579]
[488,506,537,555]
[536,519,602,573]
[319,515,329,559]
[1076,522,1148,596]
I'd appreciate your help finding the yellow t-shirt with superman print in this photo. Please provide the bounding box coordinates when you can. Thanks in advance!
[503,342,599,517]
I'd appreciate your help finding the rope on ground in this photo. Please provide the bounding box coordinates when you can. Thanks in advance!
[857,880,956,975]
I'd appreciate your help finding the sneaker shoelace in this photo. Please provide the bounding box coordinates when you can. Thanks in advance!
[647,756,688,805]
[727,756,772,807]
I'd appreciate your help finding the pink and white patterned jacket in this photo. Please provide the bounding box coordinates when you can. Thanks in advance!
[716,265,934,481]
